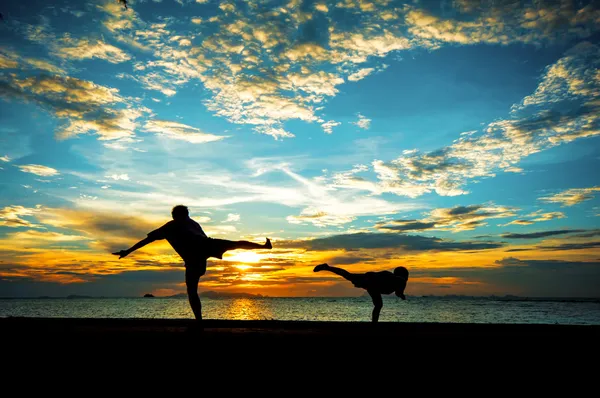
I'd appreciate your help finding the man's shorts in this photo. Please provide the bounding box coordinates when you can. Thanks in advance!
[200,238,238,260]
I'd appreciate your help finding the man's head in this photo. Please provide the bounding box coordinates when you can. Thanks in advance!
[171,205,189,221]
[394,266,409,300]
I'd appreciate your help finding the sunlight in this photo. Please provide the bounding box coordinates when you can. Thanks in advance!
[225,251,261,263]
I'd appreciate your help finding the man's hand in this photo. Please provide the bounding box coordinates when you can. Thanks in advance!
[112,250,130,259]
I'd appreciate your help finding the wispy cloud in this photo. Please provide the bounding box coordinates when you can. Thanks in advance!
[54,38,131,63]
[17,164,59,177]
[0,205,43,228]
[501,229,585,239]
[540,186,600,206]
[376,204,517,232]
[144,120,227,143]
[501,211,566,226]
[347,68,375,82]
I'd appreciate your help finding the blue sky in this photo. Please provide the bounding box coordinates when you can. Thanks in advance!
[0,0,599,297]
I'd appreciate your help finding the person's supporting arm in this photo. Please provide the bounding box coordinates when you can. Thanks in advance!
[368,290,383,323]
[112,236,155,259]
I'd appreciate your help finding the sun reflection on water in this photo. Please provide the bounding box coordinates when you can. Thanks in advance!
[223,298,273,320]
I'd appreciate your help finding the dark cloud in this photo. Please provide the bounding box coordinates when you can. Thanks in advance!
[375,220,436,232]
[280,232,503,251]
[0,269,185,297]
[572,230,600,238]
[328,255,375,265]
[501,229,586,239]
[538,241,600,251]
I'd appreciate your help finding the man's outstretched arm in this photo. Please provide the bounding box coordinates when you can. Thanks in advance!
[112,237,155,259]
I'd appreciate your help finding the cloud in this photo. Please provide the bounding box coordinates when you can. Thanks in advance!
[500,229,585,239]
[326,41,600,198]
[0,155,10,162]
[347,68,375,82]
[376,204,517,232]
[406,1,600,48]
[7,230,90,242]
[144,120,227,143]
[501,211,566,226]
[352,113,371,129]
[0,205,42,228]
[540,186,600,206]
[17,164,59,177]
[226,213,240,222]
[0,49,65,74]
[321,120,341,134]
[36,207,163,247]
[108,174,130,181]
[54,38,131,63]
[537,241,600,251]
[280,232,504,251]
[0,74,142,142]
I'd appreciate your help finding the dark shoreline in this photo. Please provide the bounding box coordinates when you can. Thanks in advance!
[3,317,599,341]
[2,317,599,366]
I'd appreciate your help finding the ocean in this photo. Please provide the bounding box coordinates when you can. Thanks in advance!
[2,296,600,325]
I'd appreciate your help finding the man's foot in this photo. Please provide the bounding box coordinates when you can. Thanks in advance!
[264,238,272,249]
[313,263,329,272]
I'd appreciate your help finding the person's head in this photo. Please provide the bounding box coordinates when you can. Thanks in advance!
[171,205,189,221]
[394,266,409,300]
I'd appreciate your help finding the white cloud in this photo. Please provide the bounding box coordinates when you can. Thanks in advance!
[17,164,59,177]
[321,120,341,134]
[108,174,130,181]
[144,120,227,143]
[540,186,600,207]
[0,155,10,162]
[55,38,131,63]
[353,114,371,129]
[226,213,241,222]
[347,68,375,82]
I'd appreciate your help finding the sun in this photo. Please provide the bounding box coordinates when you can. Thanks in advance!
[224,251,261,263]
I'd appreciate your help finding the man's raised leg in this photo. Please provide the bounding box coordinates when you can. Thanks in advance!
[313,263,356,281]
[229,238,272,250]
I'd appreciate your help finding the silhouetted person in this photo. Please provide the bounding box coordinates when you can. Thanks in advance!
[112,205,272,325]
[314,263,408,323]
[118,0,128,10]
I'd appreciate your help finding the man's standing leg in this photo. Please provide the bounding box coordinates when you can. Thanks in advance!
[185,261,206,323]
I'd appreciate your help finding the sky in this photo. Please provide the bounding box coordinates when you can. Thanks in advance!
[0,0,599,298]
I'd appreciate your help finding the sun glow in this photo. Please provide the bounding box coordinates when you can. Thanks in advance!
[225,251,261,263]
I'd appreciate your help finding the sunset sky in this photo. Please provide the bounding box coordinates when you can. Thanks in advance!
[1,0,599,298]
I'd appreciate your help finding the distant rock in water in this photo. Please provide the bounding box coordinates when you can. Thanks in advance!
[143,293,155,298]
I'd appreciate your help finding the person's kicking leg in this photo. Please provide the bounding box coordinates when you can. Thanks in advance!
[230,238,272,250]
[313,263,357,281]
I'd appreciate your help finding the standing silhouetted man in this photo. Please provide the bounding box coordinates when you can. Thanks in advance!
[113,205,272,325]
